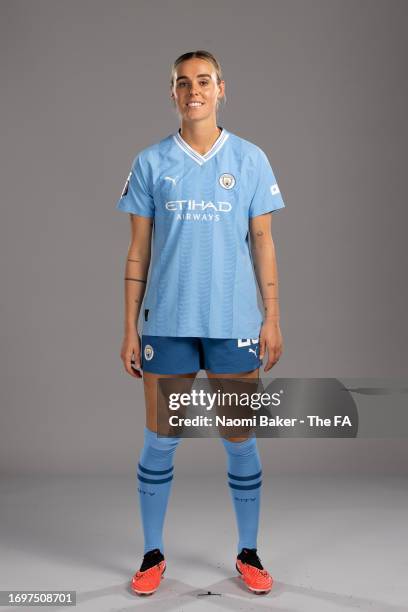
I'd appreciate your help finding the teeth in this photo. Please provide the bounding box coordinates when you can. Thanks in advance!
[188,102,202,106]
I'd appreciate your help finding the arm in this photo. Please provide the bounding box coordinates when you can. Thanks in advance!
[249,212,283,372]
[120,214,153,377]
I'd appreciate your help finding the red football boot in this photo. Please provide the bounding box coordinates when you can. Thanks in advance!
[130,548,166,596]
[236,547,273,594]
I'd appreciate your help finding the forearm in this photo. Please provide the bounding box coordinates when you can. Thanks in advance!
[251,234,280,322]
[123,242,151,333]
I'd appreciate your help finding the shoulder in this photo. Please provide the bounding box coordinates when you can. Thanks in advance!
[227,131,268,163]
[131,134,173,168]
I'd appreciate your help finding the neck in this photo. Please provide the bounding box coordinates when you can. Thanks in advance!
[179,120,222,155]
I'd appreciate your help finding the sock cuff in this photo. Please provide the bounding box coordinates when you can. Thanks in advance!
[144,426,182,447]
[221,435,257,455]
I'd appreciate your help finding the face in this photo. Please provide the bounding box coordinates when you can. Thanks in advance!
[170,58,225,122]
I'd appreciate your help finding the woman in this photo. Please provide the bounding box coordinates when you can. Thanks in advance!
[116,50,285,596]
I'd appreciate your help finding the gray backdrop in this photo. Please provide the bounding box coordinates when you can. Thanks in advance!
[1,0,407,475]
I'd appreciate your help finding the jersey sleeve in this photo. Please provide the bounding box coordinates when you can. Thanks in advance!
[115,154,155,217]
[248,148,285,218]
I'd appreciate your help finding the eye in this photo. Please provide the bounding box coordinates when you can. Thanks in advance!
[200,80,209,86]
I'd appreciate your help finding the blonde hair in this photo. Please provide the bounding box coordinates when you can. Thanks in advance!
[170,50,226,110]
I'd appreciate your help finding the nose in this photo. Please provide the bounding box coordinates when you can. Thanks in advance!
[188,83,200,96]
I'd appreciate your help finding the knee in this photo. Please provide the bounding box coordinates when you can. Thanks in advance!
[144,426,182,451]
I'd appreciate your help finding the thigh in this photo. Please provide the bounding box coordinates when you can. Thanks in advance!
[143,371,198,433]
[206,367,259,442]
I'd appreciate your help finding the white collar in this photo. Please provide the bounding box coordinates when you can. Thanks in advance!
[173,127,229,166]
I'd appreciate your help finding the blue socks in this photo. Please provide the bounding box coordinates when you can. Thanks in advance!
[137,426,181,554]
[137,428,262,557]
[222,436,262,554]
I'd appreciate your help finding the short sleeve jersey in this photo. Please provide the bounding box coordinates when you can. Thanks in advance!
[115,126,285,338]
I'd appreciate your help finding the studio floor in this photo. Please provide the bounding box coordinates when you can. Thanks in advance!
[1,474,406,612]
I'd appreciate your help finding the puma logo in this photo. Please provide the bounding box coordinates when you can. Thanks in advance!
[249,347,258,357]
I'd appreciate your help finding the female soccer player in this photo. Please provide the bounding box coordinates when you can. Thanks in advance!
[116,50,285,596]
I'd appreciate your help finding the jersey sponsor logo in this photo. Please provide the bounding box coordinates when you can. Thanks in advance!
[165,199,232,222]
[270,183,280,196]
[219,173,236,189]
[121,172,131,197]
[165,199,232,212]
[144,344,154,360]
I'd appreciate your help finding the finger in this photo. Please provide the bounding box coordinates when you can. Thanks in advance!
[131,349,143,378]
[264,360,273,372]
[264,346,278,371]
[133,349,142,370]
[125,353,138,377]
[259,337,266,360]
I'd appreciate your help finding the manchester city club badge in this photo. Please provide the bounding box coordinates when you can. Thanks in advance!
[144,344,154,360]
[219,173,236,189]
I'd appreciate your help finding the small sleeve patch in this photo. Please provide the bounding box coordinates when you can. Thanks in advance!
[121,172,132,198]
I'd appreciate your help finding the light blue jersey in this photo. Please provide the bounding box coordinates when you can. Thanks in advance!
[115,126,285,338]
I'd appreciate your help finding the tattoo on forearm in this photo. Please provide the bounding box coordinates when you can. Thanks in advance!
[267,282,275,286]
[265,305,279,315]
[127,258,140,262]
[124,277,146,283]
[256,230,264,237]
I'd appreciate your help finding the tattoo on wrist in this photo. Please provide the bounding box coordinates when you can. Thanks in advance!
[127,258,140,262]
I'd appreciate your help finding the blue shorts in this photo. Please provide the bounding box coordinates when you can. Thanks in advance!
[141,335,262,375]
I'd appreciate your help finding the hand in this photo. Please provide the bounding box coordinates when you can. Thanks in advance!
[259,320,283,372]
[120,330,142,378]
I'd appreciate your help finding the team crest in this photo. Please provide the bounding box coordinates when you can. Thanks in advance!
[121,172,132,198]
[144,344,154,361]
[219,173,235,189]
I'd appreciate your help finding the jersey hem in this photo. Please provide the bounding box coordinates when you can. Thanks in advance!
[140,328,263,339]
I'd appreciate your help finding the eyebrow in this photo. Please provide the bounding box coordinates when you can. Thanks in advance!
[176,73,212,82]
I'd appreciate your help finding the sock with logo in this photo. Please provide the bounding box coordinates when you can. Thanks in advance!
[137,426,182,555]
[221,436,262,555]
